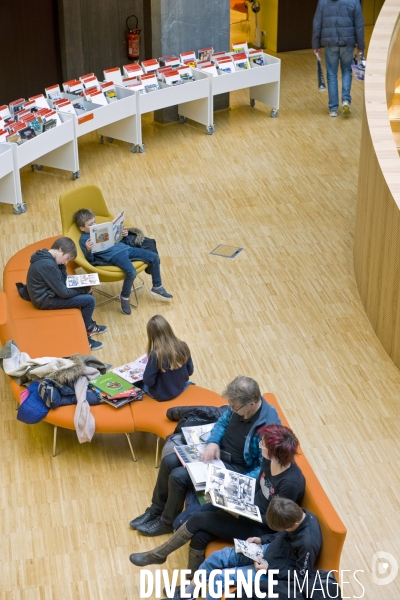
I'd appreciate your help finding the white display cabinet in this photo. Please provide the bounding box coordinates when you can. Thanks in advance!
[135,70,214,152]
[0,143,22,213]
[207,53,281,117]
[61,87,138,152]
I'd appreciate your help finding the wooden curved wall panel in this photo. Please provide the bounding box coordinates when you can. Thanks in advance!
[354,0,400,368]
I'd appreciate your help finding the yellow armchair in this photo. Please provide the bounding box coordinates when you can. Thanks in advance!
[59,184,147,306]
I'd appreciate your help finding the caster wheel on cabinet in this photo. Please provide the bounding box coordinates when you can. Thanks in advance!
[270,109,278,118]
[130,144,137,153]
[250,99,255,107]
[72,171,80,180]
[138,144,145,153]
[107,137,114,143]
[99,136,104,144]
[178,115,188,124]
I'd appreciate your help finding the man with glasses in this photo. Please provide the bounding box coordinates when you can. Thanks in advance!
[129,376,280,537]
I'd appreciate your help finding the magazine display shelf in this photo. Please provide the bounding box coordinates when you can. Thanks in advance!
[9,112,79,214]
[208,53,281,117]
[135,70,213,152]
[61,87,138,153]
[0,143,22,213]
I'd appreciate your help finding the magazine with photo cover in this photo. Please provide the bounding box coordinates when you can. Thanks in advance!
[234,539,264,562]
[174,444,224,491]
[90,211,124,253]
[100,386,143,408]
[181,423,214,445]
[205,464,262,522]
[111,354,148,384]
[89,372,134,397]
[66,273,100,288]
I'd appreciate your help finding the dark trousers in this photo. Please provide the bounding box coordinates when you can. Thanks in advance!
[186,504,271,551]
[112,248,162,298]
[151,453,192,524]
[43,294,95,330]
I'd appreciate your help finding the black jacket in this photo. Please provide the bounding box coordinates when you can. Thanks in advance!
[260,510,322,584]
[312,0,365,50]
[26,249,87,309]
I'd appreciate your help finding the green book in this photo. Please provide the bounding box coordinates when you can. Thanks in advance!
[89,372,134,397]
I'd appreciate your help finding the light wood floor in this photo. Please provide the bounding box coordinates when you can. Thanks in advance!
[0,28,399,600]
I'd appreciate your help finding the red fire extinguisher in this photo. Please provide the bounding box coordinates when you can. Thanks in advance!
[126,15,141,61]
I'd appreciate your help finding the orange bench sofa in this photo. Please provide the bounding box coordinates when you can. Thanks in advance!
[0,237,225,460]
[205,392,347,577]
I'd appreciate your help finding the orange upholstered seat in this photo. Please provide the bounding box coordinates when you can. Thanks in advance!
[205,392,347,577]
[130,385,227,438]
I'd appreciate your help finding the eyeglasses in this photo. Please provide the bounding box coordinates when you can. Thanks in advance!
[259,441,267,449]
[230,403,245,414]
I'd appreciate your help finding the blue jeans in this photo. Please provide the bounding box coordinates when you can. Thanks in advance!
[112,247,162,298]
[198,545,268,600]
[44,294,95,330]
[325,46,353,111]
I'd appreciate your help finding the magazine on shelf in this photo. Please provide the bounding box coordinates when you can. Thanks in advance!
[45,84,62,101]
[234,539,264,562]
[19,127,36,142]
[111,354,148,384]
[103,67,123,86]
[198,47,214,61]
[66,273,100,288]
[89,210,124,253]
[205,464,262,522]
[233,53,250,70]
[232,41,249,54]
[174,444,225,491]
[248,49,264,66]
[181,423,214,445]
[123,63,143,77]
[0,105,12,121]
[89,372,135,397]
[29,94,50,109]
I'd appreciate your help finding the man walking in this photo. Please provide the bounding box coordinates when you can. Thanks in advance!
[312,0,365,117]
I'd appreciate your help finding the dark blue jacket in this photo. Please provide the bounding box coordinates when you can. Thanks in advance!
[26,249,85,309]
[143,351,194,402]
[312,0,365,50]
[79,232,130,266]
[207,397,281,479]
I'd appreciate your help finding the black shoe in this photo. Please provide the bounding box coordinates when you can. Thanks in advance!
[136,516,174,537]
[129,507,158,530]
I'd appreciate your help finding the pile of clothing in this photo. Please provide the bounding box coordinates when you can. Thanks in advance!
[0,340,107,443]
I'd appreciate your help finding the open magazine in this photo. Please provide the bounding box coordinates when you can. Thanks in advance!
[90,210,124,253]
[205,464,262,522]
[234,539,265,562]
[66,273,100,288]
[181,423,214,445]
[174,444,224,491]
[111,354,148,384]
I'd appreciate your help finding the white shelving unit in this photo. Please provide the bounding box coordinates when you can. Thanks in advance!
[208,53,281,117]
[0,143,22,213]
[135,70,214,152]
[62,87,138,152]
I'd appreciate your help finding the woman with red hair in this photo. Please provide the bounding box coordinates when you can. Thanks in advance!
[129,423,306,579]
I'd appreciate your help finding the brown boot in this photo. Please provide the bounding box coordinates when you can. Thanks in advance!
[129,523,193,566]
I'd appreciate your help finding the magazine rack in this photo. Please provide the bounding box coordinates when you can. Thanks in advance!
[134,69,214,152]
[207,53,280,117]
[0,143,23,213]
[62,87,138,152]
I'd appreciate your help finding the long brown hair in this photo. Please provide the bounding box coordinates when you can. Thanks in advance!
[146,315,191,372]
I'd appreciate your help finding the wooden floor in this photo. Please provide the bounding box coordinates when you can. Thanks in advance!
[0,26,399,600]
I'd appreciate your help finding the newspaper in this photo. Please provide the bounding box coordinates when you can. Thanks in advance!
[205,464,262,522]
[90,210,124,253]
[66,273,100,288]
[234,539,265,562]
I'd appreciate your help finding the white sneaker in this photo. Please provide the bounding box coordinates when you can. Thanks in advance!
[329,110,338,117]
[342,101,351,116]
